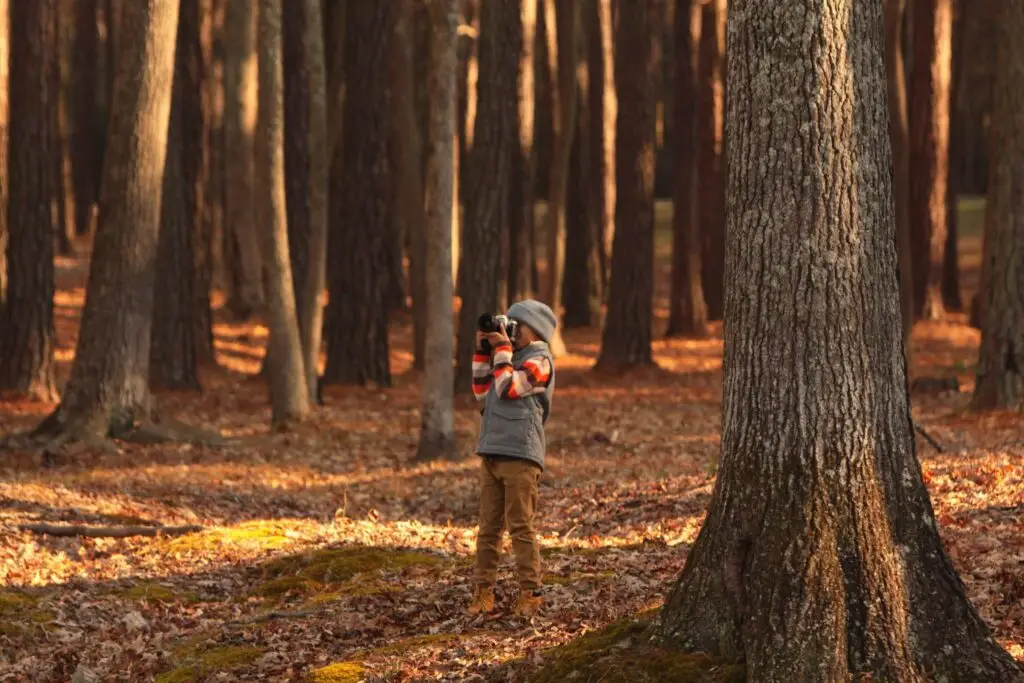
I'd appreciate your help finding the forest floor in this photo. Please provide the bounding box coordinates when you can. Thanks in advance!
[1,202,1022,681]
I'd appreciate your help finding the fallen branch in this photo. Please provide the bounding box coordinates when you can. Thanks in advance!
[913,422,944,453]
[19,523,202,538]
[226,609,319,627]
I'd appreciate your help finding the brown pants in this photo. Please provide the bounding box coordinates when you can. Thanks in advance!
[473,456,542,591]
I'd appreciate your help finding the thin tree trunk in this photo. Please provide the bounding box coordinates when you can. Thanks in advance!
[323,2,396,387]
[35,0,180,441]
[596,0,616,293]
[51,7,73,256]
[416,0,458,461]
[696,0,725,322]
[0,0,8,305]
[454,0,517,390]
[509,0,538,302]
[596,0,658,371]
[562,82,594,329]
[884,0,915,364]
[223,0,263,320]
[666,0,707,338]
[971,1,1024,412]
[657,2,1022,679]
[256,0,310,425]
[0,0,58,402]
[909,0,952,320]
[72,0,100,238]
[541,0,578,356]
[207,0,227,309]
[192,0,215,366]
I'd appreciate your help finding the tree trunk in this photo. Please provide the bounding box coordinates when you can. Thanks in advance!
[508,0,538,302]
[35,0,180,441]
[666,0,707,338]
[585,0,614,300]
[322,2,396,387]
[151,0,210,391]
[0,0,58,402]
[207,0,226,309]
[656,1,1022,679]
[596,0,658,371]
[884,0,915,364]
[541,0,578,356]
[222,0,263,320]
[596,0,616,294]
[562,83,594,330]
[256,0,310,424]
[454,0,517,390]
[192,0,215,366]
[696,0,726,322]
[416,0,458,461]
[409,0,431,371]
[0,0,8,305]
[971,1,1024,412]
[71,0,100,238]
[909,0,952,320]
[50,7,73,256]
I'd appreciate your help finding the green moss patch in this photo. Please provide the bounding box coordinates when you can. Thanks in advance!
[308,661,366,683]
[116,581,200,603]
[527,619,744,683]
[167,521,298,554]
[156,645,263,683]
[0,590,56,637]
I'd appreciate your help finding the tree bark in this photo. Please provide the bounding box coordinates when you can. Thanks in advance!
[696,0,726,322]
[596,0,658,371]
[256,0,310,425]
[909,0,952,320]
[666,0,707,338]
[971,1,1024,412]
[508,0,538,302]
[416,0,458,461]
[454,0,517,390]
[562,81,595,330]
[222,0,263,320]
[71,0,100,238]
[0,0,58,402]
[35,0,180,441]
[541,0,578,356]
[0,0,9,305]
[322,2,396,387]
[884,0,915,364]
[51,6,73,256]
[595,0,616,294]
[192,0,215,366]
[656,1,1022,679]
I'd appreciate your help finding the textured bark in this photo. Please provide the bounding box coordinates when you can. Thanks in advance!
[656,2,1022,680]
[36,0,179,440]
[697,0,726,322]
[207,0,226,308]
[50,7,73,256]
[541,0,578,356]
[192,0,215,365]
[456,0,477,202]
[0,0,9,304]
[256,0,310,425]
[323,2,396,387]
[151,0,209,391]
[909,0,952,320]
[666,0,707,338]
[454,0,517,389]
[596,0,658,370]
[410,0,431,370]
[884,0,915,361]
[562,83,595,330]
[588,0,615,298]
[72,0,100,237]
[222,0,263,319]
[416,0,458,461]
[508,0,538,302]
[951,0,996,197]
[0,0,58,401]
[971,2,1024,412]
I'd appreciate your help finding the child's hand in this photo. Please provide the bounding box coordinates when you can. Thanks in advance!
[486,326,511,348]
[475,330,487,351]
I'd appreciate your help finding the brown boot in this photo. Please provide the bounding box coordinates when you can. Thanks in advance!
[467,586,495,616]
[514,590,543,617]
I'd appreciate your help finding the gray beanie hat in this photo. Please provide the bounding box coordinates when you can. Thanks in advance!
[506,299,557,343]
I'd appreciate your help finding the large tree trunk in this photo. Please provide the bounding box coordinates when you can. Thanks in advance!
[696,0,726,322]
[222,0,263,320]
[72,0,100,238]
[416,0,458,461]
[541,0,578,356]
[595,0,616,293]
[151,0,207,392]
[909,0,952,320]
[454,0,517,390]
[0,0,9,305]
[656,1,1022,679]
[666,0,707,338]
[971,1,1024,412]
[35,0,179,441]
[884,0,915,364]
[508,0,538,302]
[322,2,396,387]
[596,0,658,371]
[0,0,58,402]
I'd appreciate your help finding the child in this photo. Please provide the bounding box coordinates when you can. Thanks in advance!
[468,299,557,617]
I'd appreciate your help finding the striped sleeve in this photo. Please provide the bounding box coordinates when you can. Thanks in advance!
[472,351,493,400]
[492,345,552,400]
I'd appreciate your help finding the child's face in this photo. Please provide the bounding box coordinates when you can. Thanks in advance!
[513,322,537,349]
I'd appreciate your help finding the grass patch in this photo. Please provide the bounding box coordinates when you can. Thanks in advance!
[116,581,198,603]
[167,520,300,554]
[308,661,366,683]
[526,619,744,683]
[156,644,263,683]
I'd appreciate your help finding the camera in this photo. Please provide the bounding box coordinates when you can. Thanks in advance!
[477,313,518,353]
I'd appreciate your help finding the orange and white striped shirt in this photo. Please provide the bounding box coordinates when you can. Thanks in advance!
[472,342,553,400]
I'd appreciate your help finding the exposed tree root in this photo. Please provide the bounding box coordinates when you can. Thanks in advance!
[19,523,203,538]
[226,609,319,627]
[913,421,945,452]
